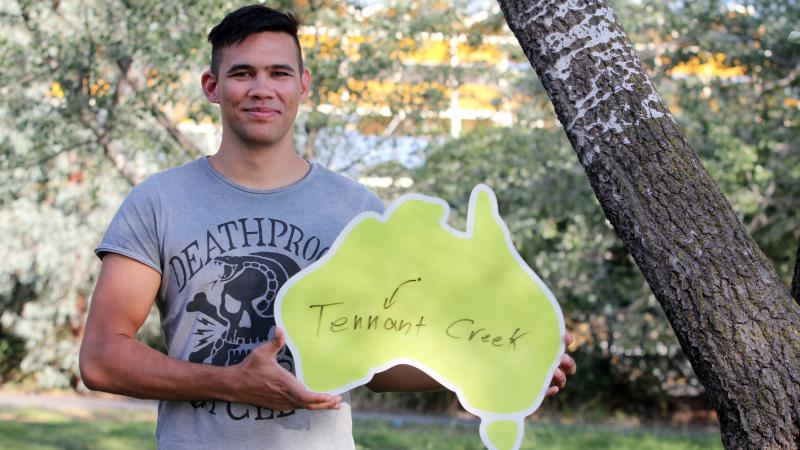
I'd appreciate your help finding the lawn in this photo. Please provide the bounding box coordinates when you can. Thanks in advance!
[354,419,722,450]
[0,407,722,450]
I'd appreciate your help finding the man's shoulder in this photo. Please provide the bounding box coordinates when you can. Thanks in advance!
[309,164,384,213]
[311,164,367,192]
[142,158,206,188]
[122,158,207,203]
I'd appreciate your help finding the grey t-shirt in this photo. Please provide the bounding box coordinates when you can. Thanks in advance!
[96,157,384,449]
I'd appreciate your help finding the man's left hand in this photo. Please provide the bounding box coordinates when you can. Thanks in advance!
[546,334,577,397]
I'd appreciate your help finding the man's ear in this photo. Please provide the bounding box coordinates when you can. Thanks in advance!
[300,68,311,101]
[201,70,219,104]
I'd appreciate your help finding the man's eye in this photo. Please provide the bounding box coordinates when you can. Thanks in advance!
[232,72,252,78]
[272,71,290,77]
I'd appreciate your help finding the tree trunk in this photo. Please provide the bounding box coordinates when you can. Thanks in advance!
[495,1,800,448]
[792,239,800,302]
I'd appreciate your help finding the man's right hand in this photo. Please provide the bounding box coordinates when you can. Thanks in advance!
[227,327,341,411]
[80,253,340,412]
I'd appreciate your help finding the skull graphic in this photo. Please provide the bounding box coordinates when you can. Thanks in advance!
[186,252,300,370]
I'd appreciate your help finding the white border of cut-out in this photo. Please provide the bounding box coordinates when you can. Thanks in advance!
[275,184,565,450]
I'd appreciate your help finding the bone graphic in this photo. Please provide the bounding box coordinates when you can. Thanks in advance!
[187,292,226,325]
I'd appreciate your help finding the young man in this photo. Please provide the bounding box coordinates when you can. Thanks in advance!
[79,5,575,449]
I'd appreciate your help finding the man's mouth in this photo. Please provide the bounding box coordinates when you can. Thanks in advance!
[243,107,280,119]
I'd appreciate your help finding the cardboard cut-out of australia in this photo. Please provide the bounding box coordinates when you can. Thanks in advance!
[275,184,565,450]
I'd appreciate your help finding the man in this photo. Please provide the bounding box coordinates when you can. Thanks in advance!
[79,5,576,449]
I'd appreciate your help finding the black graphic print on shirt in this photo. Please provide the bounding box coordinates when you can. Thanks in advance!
[175,217,326,422]
[185,251,301,421]
[185,252,300,368]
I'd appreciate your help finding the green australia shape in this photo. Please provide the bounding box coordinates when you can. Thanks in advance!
[275,184,565,450]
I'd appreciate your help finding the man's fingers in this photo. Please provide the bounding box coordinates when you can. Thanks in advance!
[289,382,341,409]
[298,393,341,410]
[306,397,342,411]
[240,334,343,411]
[301,392,339,405]
[265,327,286,355]
[544,333,576,398]
[550,368,567,389]
[560,354,577,376]
[272,327,286,347]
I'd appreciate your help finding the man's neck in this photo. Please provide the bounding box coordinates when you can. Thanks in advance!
[209,139,310,191]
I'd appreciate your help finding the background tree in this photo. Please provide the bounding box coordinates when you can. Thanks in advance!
[493,0,800,447]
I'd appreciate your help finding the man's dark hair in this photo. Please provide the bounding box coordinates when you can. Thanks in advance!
[208,5,303,76]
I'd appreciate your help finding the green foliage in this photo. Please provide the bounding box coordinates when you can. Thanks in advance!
[0,0,482,388]
[0,0,796,421]
[0,330,25,382]
[0,0,221,387]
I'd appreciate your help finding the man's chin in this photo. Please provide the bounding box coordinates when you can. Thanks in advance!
[223,122,292,151]
[239,134,289,150]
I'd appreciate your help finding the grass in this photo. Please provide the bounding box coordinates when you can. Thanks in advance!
[0,407,722,450]
[0,408,155,450]
[354,420,722,450]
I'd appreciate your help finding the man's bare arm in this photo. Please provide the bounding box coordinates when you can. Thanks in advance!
[365,335,577,395]
[365,364,444,393]
[79,253,340,411]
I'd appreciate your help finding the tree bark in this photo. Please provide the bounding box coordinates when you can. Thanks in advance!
[496,1,800,448]
[792,239,800,302]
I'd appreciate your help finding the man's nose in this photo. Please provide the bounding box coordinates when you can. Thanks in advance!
[248,74,275,98]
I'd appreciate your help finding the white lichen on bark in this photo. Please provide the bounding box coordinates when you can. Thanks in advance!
[524,0,667,154]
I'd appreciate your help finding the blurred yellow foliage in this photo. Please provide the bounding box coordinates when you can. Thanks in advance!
[89,80,111,96]
[323,79,502,112]
[50,82,64,98]
[300,30,504,66]
[457,42,502,64]
[458,83,501,110]
[669,52,746,79]
[147,68,160,87]
[52,79,112,97]
[402,39,449,64]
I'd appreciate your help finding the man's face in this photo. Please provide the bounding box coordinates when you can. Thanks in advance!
[202,32,310,150]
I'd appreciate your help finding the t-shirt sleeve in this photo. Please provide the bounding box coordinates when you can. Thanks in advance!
[362,190,386,214]
[95,179,163,274]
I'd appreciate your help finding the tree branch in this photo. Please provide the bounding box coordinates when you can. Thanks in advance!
[16,140,94,171]
[77,110,139,186]
[97,136,140,187]
[335,110,407,173]
[151,106,204,159]
[754,67,799,101]
[114,58,204,160]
